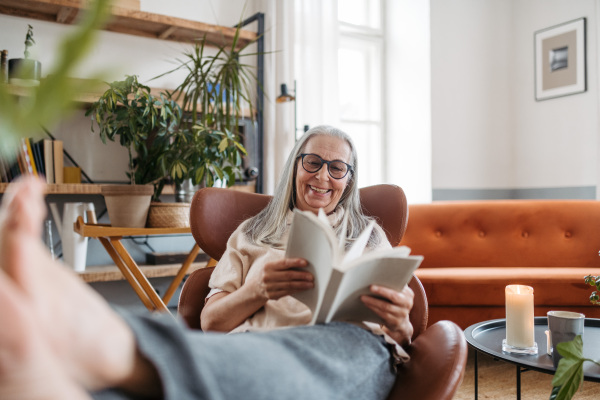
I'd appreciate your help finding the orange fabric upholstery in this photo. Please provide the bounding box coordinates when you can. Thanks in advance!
[400,200,600,329]
[179,184,468,400]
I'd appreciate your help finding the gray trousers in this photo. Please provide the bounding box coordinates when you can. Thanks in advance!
[93,311,396,400]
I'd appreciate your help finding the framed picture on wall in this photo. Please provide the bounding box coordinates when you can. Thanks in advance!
[535,18,586,101]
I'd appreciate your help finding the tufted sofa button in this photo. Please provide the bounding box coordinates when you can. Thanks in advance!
[522,231,529,238]
[565,231,572,238]
[478,231,485,238]
[435,230,442,237]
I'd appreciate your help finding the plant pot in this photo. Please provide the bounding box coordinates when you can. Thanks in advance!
[147,202,191,228]
[101,184,153,228]
[8,58,41,85]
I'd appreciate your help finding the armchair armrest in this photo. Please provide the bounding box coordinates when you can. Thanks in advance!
[388,320,468,400]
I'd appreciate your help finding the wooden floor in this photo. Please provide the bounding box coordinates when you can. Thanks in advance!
[454,349,599,399]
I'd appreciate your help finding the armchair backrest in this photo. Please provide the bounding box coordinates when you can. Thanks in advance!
[190,184,409,260]
[182,184,427,338]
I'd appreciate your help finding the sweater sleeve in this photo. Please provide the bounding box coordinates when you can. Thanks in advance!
[207,221,251,294]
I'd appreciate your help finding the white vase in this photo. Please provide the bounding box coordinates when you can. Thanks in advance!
[49,202,94,272]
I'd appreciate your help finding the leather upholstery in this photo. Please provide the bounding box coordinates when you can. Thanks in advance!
[179,184,468,400]
[400,200,600,329]
[189,184,409,261]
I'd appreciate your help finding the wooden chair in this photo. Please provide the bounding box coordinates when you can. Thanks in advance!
[178,184,468,400]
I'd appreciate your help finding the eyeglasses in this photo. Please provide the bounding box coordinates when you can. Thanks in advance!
[297,153,353,179]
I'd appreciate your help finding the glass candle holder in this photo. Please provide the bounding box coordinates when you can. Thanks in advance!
[502,284,538,354]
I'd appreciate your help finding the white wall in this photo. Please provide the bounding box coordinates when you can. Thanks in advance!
[512,0,598,190]
[385,0,432,204]
[431,0,599,197]
[431,0,515,190]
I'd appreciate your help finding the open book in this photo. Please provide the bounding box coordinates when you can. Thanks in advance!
[285,209,423,325]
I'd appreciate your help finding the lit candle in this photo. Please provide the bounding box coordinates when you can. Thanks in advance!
[505,285,535,348]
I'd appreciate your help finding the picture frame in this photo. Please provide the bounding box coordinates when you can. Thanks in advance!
[534,18,586,101]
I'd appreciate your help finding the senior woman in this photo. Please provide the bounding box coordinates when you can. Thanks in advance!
[0,126,413,400]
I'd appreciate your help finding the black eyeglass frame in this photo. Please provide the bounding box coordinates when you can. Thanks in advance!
[296,153,353,180]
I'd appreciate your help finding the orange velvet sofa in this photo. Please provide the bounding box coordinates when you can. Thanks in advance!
[399,200,600,330]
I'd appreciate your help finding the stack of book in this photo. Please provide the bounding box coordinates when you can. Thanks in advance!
[0,138,64,184]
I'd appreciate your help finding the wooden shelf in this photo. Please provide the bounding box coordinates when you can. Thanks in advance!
[0,182,103,194]
[79,261,208,283]
[0,182,255,194]
[3,81,255,118]
[0,0,256,49]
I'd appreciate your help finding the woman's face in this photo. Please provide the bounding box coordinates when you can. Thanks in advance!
[294,135,352,215]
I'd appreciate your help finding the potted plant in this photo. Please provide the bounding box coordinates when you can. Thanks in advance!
[549,275,600,400]
[86,75,182,227]
[87,74,247,228]
[8,25,42,85]
[153,22,255,201]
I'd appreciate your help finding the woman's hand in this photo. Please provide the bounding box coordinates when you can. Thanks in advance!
[246,258,314,301]
[361,285,414,347]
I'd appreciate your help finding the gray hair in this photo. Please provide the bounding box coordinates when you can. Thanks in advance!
[243,125,383,249]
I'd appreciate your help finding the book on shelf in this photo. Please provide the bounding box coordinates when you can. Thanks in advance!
[20,138,38,176]
[0,138,65,185]
[285,208,423,325]
[31,139,45,178]
[43,139,54,184]
[0,157,9,183]
[53,139,64,184]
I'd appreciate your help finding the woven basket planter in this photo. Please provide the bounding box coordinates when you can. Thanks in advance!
[147,202,191,228]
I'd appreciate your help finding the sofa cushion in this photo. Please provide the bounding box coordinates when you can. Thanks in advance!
[415,267,600,307]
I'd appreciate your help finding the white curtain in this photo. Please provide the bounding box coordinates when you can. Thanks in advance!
[293,0,339,130]
[252,0,340,194]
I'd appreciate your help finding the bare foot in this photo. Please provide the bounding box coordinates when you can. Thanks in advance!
[0,177,141,392]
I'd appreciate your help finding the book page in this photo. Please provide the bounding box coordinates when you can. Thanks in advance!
[325,250,423,324]
[313,269,344,324]
[339,220,375,268]
[337,211,349,254]
[285,210,339,318]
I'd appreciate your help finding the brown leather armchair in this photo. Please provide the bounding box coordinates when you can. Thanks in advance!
[178,185,468,400]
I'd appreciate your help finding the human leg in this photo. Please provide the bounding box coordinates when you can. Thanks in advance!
[0,177,160,396]
[198,323,396,399]
[115,318,396,400]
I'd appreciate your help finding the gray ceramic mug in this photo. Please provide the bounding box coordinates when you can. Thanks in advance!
[547,311,585,368]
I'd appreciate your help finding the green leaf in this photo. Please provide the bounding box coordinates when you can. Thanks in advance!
[234,140,247,155]
[556,335,584,363]
[218,137,229,152]
[551,365,584,400]
[549,336,592,400]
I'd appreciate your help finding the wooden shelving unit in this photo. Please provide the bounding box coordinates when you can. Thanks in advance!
[0,0,256,48]
[0,1,264,193]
